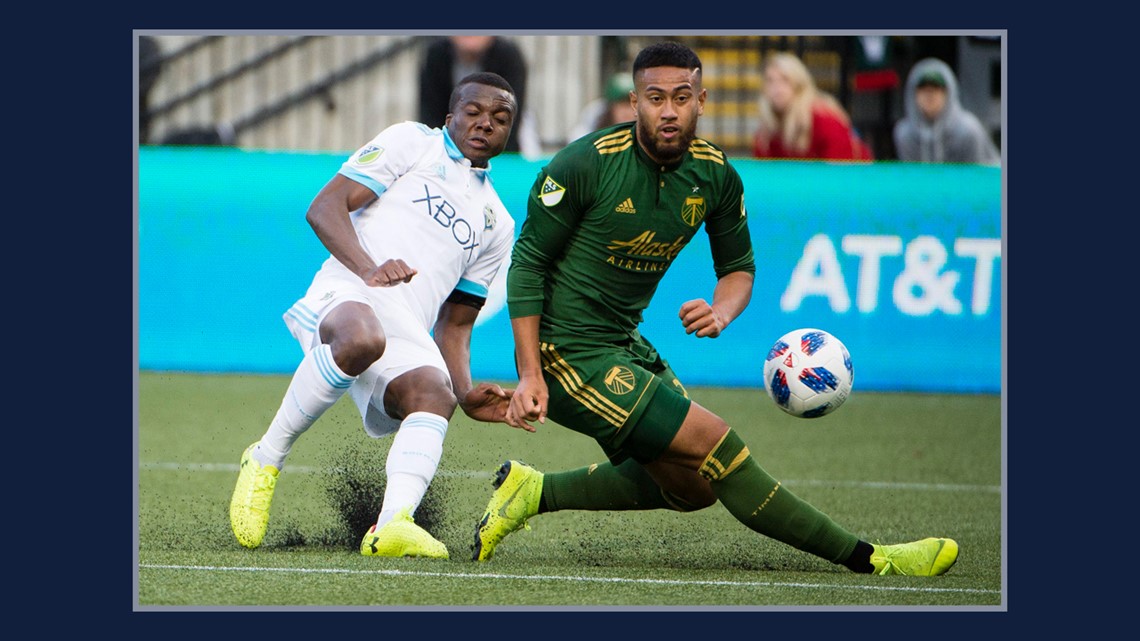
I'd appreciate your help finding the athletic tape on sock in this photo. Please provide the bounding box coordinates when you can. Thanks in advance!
[698,428,751,481]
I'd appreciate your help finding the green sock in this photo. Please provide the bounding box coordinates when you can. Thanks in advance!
[541,459,677,512]
[702,429,859,564]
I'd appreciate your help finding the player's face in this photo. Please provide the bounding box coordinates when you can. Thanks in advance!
[446,83,516,167]
[632,66,705,166]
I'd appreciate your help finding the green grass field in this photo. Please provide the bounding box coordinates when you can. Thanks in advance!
[136,371,1003,610]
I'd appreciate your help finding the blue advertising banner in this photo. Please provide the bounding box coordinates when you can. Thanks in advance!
[138,147,1001,393]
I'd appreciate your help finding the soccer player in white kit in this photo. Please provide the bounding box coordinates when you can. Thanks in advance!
[229,72,521,558]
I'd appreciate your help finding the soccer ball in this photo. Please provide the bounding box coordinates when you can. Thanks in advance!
[763,328,853,418]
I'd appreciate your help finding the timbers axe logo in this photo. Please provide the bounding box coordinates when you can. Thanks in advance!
[604,365,636,395]
[354,145,384,165]
[681,195,706,226]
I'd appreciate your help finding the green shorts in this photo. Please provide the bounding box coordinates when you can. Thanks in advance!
[540,337,692,464]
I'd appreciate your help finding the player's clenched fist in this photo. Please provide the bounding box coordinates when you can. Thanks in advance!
[679,298,727,338]
[505,373,546,432]
[362,259,418,287]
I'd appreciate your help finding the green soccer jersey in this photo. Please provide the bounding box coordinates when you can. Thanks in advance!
[507,123,755,348]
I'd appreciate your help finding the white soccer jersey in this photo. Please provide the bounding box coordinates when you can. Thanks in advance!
[322,121,515,330]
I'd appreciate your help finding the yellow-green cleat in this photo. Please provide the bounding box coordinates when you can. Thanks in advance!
[360,507,449,559]
[870,537,959,576]
[229,443,279,549]
[472,460,543,561]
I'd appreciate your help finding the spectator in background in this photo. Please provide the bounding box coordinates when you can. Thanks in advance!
[752,52,871,161]
[893,58,1000,165]
[419,36,531,155]
[567,72,636,142]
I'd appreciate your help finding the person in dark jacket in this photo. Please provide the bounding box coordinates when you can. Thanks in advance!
[419,36,529,153]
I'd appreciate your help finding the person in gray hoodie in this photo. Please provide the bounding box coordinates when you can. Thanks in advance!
[893,57,1000,165]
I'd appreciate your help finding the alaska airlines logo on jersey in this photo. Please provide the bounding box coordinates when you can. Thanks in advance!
[605,230,687,272]
[483,204,496,230]
[604,366,636,395]
[354,145,384,165]
[681,195,706,226]
[539,175,566,207]
[412,184,480,258]
[615,198,637,214]
[607,230,687,259]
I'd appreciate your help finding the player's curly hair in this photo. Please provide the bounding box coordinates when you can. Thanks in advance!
[448,72,517,112]
[632,41,703,77]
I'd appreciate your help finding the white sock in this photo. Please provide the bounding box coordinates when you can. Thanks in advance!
[376,412,449,528]
[254,343,355,470]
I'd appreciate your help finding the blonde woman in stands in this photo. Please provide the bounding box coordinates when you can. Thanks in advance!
[752,51,872,160]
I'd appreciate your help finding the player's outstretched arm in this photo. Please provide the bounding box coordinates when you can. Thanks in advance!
[305,174,383,280]
[434,301,513,425]
[504,315,546,432]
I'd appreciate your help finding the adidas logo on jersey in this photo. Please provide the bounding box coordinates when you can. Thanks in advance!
[615,198,637,214]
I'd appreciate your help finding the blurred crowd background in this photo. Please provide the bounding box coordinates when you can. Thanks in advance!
[137,33,1001,162]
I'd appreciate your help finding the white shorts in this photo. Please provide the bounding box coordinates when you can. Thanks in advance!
[282,267,448,438]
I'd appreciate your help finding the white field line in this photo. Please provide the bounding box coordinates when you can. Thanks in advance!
[138,563,1000,595]
[138,462,1000,493]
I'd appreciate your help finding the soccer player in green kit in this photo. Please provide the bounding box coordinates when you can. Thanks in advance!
[473,41,959,576]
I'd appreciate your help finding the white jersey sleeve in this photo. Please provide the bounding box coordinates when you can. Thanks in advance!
[337,121,436,197]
